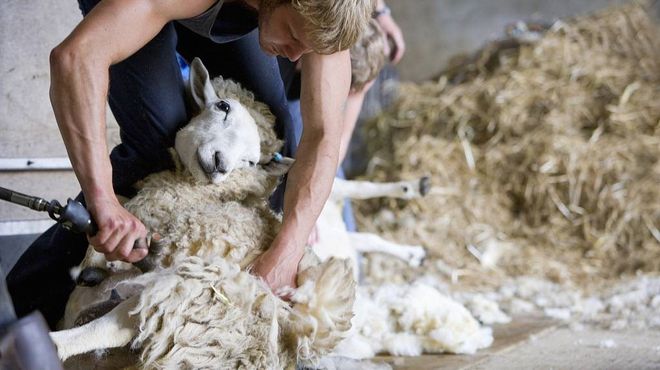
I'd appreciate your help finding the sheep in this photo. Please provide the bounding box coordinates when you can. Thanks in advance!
[50,58,356,369]
[312,177,430,281]
[308,181,495,360]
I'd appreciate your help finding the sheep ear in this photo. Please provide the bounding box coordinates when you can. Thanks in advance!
[189,57,217,112]
[261,156,295,177]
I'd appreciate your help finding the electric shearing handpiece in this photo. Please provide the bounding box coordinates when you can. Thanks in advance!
[0,186,96,235]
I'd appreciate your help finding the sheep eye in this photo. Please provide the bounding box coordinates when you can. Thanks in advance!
[215,100,231,114]
[248,161,255,167]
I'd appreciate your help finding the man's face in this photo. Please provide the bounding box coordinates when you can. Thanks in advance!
[258,4,313,62]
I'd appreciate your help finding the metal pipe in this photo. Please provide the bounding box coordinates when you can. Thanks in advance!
[0,158,72,171]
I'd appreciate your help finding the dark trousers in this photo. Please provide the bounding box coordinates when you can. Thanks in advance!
[7,0,295,328]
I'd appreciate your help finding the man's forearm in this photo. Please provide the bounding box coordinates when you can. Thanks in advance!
[339,88,369,163]
[276,130,341,253]
[49,36,152,262]
[50,44,114,203]
[273,51,351,256]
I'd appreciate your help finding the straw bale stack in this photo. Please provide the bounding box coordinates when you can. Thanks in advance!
[355,1,660,288]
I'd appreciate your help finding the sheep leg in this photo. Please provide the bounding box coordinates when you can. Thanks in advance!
[348,232,426,267]
[50,296,138,361]
[330,177,430,201]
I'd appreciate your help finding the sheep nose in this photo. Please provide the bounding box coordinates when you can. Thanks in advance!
[214,152,227,174]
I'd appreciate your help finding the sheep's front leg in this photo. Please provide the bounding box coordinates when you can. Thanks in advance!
[348,232,426,267]
[329,177,430,201]
[50,296,138,361]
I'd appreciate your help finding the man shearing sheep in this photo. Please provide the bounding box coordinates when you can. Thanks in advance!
[8,0,374,328]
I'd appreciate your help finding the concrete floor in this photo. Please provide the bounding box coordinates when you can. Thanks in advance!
[470,328,660,370]
[378,318,660,370]
[377,316,557,369]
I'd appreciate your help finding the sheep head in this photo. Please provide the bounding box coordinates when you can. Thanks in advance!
[175,58,288,184]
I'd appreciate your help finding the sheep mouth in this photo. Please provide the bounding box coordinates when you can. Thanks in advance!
[196,151,225,182]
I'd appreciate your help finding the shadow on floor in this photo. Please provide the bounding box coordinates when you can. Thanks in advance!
[0,234,38,277]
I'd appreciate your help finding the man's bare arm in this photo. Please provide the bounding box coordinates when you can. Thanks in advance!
[375,0,405,64]
[250,50,351,290]
[338,79,376,163]
[49,0,215,261]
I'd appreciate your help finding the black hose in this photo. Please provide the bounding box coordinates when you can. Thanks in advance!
[0,187,13,202]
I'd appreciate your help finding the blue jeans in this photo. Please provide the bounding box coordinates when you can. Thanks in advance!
[8,0,295,328]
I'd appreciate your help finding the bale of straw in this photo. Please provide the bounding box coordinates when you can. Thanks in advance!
[355,1,660,287]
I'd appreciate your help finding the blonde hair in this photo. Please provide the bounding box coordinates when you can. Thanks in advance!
[350,19,387,91]
[263,0,375,54]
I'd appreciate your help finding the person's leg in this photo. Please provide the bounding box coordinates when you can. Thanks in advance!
[7,195,88,328]
[108,26,188,196]
[176,26,296,211]
[8,0,186,329]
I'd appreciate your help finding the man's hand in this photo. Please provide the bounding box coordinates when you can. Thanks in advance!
[87,195,148,263]
[375,2,406,64]
[250,241,304,297]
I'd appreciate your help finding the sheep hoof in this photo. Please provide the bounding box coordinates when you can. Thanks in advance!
[419,247,428,266]
[407,246,427,267]
[73,289,124,327]
[419,176,431,196]
[133,236,166,273]
[76,267,109,287]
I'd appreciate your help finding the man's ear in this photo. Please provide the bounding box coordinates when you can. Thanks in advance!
[260,156,295,177]
[189,57,218,114]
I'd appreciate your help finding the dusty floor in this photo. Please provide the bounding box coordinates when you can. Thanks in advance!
[376,316,660,370]
[470,328,660,370]
[375,316,555,369]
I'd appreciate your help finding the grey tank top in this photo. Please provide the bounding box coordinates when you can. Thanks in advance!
[177,1,258,43]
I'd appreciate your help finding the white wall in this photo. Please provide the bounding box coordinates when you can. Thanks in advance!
[389,0,625,82]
